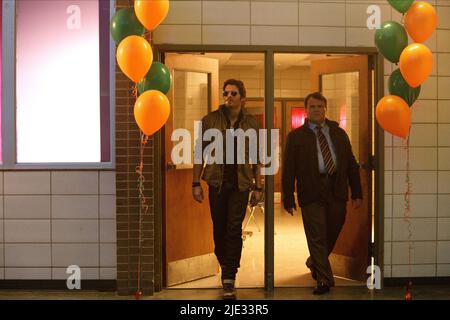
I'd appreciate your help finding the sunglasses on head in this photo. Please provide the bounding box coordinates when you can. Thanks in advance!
[223,90,238,97]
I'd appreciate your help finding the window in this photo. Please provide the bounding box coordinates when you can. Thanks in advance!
[1,0,113,168]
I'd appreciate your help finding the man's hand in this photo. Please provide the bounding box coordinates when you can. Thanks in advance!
[192,186,204,203]
[286,207,295,216]
[352,198,362,209]
[249,190,263,207]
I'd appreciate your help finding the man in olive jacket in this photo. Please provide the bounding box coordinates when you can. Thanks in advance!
[192,79,262,300]
[282,92,362,295]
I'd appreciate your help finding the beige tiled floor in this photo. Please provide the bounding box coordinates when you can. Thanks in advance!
[172,202,363,289]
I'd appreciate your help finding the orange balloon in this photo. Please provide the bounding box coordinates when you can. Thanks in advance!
[135,0,169,31]
[399,43,433,88]
[405,2,437,43]
[375,96,411,139]
[117,35,153,83]
[134,90,170,136]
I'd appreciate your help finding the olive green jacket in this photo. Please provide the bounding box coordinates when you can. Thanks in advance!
[198,104,260,192]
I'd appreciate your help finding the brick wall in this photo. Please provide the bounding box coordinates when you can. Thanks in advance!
[115,0,155,296]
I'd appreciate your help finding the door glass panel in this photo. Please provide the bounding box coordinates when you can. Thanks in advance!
[173,70,209,167]
[321,72,359,159]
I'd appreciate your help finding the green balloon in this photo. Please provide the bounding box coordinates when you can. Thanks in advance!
[375,21,408,64]
[389,69,421,107]
[110,8,145,43]
[137,62,172,95]
[387,0,414,14]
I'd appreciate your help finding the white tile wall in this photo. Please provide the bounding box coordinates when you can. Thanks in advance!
[5,268,51,280]
[438,218,450,240]
[0,196,3,219]
[203,25,250,45]
[4,196,50,219]
[299,27,346,47]
[0,173,3,194]
[51,172,98,195]
[438,195,450,217]
[392,264,436,277]
[437,30,450,52]
[392,147,437,171]
[393,195,437,218]
[52,220,99,243]
[100,195,116,219]
[385,171,392,194]
[384,242,391,264]
[100,268,117,280]
[438,124,450,146]
[0,242,4,266]
[52,244,99,267]
[393,171,437,194]
[438,100,450,123]
[100,244,117,267]
[419,76,438,100]
[4,220,51,243]
[346,3,391,27]
[384,147,392,170]
[438,5,450,29]
[392,241,436,264]
[438,148,450,170]
[4,172,50,195]
[203,1,250,25]
[392,218,436,241]
[438,54,450,76]
[52,267,99,280]
[162,0,201,25]
[299,2,345,27]
[251,2,298,25]
[437,264,450,276]
[1,170,116,280]
[384,219,392,241]
[100,171,116,195]
[412,100,438,123]
[438,171,450,193]
[154,25,202,44]
[100,220,116,243]
[251,26,298,46]
[52,196,98,219]
[346,28,376,47]
[383,265,391,277]
[438,77,450,99]
[393,124,437,147]
[384,194,392,218]
[5,244,51,267]
[437,241,450,263]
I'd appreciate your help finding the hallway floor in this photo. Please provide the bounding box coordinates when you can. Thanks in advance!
[0,285,449,300]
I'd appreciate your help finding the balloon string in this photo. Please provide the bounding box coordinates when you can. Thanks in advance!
[403,135,413,299]
[135,131,149,298]
[132,84,138,99]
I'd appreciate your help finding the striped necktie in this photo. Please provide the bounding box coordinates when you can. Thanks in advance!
[316,126,336,175]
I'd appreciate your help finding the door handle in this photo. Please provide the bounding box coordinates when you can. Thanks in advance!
[361,155,375,170]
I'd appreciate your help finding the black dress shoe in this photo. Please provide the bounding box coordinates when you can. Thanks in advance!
[313,282,330,295]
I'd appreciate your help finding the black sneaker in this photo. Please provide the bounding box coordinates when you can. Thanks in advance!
[222,279,236,300]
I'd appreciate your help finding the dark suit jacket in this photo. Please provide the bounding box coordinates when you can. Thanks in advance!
[282,118,362,209]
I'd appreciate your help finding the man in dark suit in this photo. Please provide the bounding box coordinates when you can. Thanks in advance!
[282,92,362,295]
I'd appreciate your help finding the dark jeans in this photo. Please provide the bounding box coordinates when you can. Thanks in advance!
[302,174,347,287]
[208,182,249,280]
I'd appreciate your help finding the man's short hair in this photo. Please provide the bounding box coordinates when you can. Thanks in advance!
[223,79,246,98]
[304,92,327,108]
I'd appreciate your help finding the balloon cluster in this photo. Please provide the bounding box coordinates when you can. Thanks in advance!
[110,1,172,136]
[375,1,437,139]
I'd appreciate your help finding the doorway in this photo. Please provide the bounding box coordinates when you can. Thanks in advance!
[161,50,376,290]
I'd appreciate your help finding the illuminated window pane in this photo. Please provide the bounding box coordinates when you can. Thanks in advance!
[16,0,102,162]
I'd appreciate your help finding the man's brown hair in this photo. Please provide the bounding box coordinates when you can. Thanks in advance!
[304,92,327,108]
[223,79,246,98]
